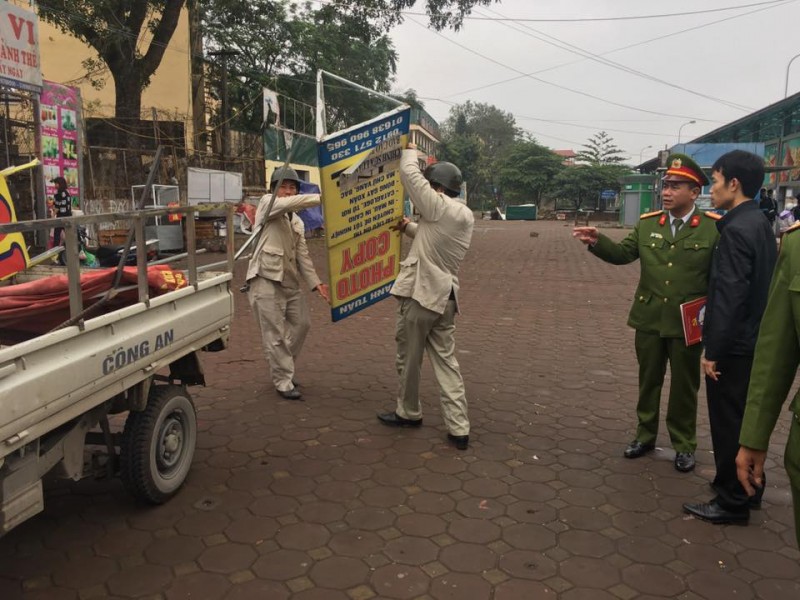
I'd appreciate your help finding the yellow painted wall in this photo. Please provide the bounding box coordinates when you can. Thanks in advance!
[18,1,194,144]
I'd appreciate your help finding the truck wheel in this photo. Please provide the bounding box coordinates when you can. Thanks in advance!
[120,385,197,504]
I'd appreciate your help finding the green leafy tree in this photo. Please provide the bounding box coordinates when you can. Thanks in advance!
[279,3,398,132]
[203,0,500,133]
[440,101,521,207]
[553,164,627,219]
[391,88,426,110]
[576,131,627,166]
[439,132,486,207]
[38,0,186,123]
[495,139,564,206]
[443,101,520,159]
[203,0,398,133]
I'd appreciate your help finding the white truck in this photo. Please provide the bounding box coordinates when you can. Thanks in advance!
[0,205,234,535]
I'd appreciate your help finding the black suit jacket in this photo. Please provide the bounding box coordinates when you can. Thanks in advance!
[703,201,777,360]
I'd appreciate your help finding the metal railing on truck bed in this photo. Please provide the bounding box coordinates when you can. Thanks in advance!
[0,204,235,534]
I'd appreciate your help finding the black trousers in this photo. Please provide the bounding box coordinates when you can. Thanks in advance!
[706,355,764,510]
[53,227,64,247]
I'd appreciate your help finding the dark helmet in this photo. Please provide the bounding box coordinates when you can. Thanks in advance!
[270,166,302,191]
[424,162,462,196]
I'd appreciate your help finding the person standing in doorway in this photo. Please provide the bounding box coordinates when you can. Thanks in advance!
[51,176,71,247]
[759,187,777,226]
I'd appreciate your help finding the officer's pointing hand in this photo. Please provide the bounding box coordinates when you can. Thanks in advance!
[572,227,598,245]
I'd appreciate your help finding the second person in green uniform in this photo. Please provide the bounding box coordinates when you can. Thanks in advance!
[737,222,800,546]
[573,154,719,472]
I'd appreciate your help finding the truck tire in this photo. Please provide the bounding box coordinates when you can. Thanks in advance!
[120,385,197,504]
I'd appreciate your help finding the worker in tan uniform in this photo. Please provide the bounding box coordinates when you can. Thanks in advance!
[246,167,330,400]
[377,143,474,450]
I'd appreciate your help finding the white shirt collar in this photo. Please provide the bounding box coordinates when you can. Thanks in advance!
[669,207,695,226]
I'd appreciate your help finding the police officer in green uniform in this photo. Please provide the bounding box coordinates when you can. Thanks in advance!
[737,222,800,546]
[574,154,719,472]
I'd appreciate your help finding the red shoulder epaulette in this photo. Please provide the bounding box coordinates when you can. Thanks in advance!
[784,222,800,234]
[704,211,722,220]
[639,210,663,220]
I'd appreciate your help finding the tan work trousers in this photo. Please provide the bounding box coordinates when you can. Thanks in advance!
[395,296,469,436]
[248,277,310,392]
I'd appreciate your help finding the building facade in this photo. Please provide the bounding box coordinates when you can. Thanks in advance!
[689,91,800,203]
[29,1,202,150]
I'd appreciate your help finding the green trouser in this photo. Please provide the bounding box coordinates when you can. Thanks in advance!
[786,413,800,548]
[634,330,702,453]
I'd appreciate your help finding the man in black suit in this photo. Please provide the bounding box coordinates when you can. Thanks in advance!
[683,150,777,524]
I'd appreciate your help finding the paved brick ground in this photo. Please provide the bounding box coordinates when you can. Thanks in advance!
[1,219,799,599]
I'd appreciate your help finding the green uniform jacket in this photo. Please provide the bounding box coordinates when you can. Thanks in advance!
[741,227,800,450]
[590,209,720,337]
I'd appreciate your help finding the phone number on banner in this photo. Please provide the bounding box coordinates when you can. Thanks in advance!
[319,116,406,168]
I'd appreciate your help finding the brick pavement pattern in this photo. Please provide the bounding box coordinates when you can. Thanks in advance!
[1,220,799,599]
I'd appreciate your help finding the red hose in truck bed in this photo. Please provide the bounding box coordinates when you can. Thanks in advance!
[0,266,187,340]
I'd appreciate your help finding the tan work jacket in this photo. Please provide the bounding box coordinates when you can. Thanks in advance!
[391,149,474,315]
[245,193,322,291]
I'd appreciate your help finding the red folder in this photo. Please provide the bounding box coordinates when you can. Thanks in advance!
[680,296,706,346]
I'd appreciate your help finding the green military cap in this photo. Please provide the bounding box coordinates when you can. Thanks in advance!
[663,153,709,187]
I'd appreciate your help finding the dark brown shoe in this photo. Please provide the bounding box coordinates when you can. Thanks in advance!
[377,412,422,428]
[277,387,302,400]
[447,434,469,450]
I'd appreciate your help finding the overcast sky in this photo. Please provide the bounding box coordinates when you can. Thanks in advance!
[388,0,800,162]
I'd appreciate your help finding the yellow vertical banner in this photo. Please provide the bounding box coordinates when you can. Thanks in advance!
[318,107,411,321]
[0,161,37,280]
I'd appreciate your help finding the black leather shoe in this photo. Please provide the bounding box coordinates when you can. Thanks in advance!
[682,500,749,525]
[447,434,469,450]
[277,387,302,400]
[377,412,422,428]
[624,440,655,459]
[674,452,696,472]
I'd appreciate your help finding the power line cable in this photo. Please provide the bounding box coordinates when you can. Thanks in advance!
[451,0,796,98]
[89,90,262,142]
[403,0,788,22]
[418,94,681,143]
[406,15,718,122]
[309,0,787,22]
[418,96,593,148]
[471,5,753,112]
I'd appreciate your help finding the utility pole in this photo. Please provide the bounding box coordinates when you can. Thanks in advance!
[208,49,238,167]
[785,52,800,98]
[678,120,696,144]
